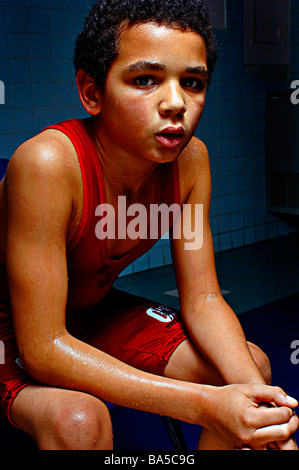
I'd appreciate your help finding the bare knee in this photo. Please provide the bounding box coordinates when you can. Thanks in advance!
[248,342,272,385]
[39,393,113,450]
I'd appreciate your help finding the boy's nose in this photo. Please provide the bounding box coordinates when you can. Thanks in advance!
[159,81,187,117]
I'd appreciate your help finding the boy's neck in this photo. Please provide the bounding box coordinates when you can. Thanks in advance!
[90,117,159,198]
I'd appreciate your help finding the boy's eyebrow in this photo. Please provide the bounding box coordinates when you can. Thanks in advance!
[185,65,209,76]
[126,61,209,76]
[126,61,166,73]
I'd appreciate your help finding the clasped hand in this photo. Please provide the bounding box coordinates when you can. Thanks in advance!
[210,384,299,450]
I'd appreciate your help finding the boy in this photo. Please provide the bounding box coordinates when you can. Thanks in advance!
[0,0,298,450]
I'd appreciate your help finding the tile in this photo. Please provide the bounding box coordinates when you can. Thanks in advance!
[71,0,88,10]
[49,9,70,34]
[50,34,71,58]
[0,32,8,56]
[232,229,244,248]
[148,247,164,269]
[132,253,149,273]
[14,132,34,149]
[5,0,27,5]
[10,58,31,82]
[70,9,86,34]
[32,82,53,107]
[6,6,28,33]
[13,107,34,133]
[53,82,72,106]
[28,0,48,7]
[7,32,30,57]
[163,244,172,265]
[219,213,232,233]
[219,232,232,251]
[34,106,54,131]
[0,108,12,133]
[28,8,49,33]
[51,58,72,81]
[0,58,10,82]
[0,133,13,158]
[118,264,134,277]
[54,105,73,122]
[244,226,256,245]
[11,83,33,108]
[231,211,243,230]
[49,0,68,8]
[0,6,5,31]
[31,58,52,82]
[255,224,267,242]
[29,34,51,58]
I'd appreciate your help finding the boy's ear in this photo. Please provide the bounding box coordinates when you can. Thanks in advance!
[76,69,102,115]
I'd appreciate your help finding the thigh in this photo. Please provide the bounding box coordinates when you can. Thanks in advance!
[164,339,270,386]
[164,338,225,385]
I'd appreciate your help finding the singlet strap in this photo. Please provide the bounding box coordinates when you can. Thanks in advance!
[42,118,105,253]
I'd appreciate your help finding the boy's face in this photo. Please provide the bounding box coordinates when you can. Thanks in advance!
[96,22,208,164]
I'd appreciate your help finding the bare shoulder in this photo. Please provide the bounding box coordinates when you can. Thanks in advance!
[6,129,80,186]
[177,136,211,204]
[4,129,83,243]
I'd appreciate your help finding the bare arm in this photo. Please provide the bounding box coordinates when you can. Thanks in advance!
[5,138,298,450]
[171,139,264,384]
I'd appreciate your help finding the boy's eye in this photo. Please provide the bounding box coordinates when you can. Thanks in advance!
[182,78,205,90]
[134,76,156,87]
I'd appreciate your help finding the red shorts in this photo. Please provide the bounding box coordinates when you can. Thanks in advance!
[0,289,188,427]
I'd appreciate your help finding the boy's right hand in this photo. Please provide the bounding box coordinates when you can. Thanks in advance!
[205,384,299,450]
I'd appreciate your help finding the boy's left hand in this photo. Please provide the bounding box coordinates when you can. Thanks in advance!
[254,403,298,450]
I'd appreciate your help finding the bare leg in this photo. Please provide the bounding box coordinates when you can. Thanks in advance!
[164,339,272,450]
[10,341,270,450]
[11,384,113,450]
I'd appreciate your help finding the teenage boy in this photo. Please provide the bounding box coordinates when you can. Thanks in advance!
[0,0,298,450]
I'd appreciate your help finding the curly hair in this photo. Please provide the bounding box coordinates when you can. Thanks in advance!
[73,0,217,88]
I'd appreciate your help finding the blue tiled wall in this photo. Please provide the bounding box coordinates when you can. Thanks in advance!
[0,0,298,276]
[202,1,299,258]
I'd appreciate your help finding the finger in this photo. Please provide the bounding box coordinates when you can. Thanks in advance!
[252,406,295,428]
[253,414,299,445]
[275,435,298,451]
[254,387,298,409]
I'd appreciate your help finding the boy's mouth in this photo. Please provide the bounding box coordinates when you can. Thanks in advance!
[155,126,185,149]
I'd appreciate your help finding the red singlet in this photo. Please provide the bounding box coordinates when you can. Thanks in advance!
[0,118,187,427]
